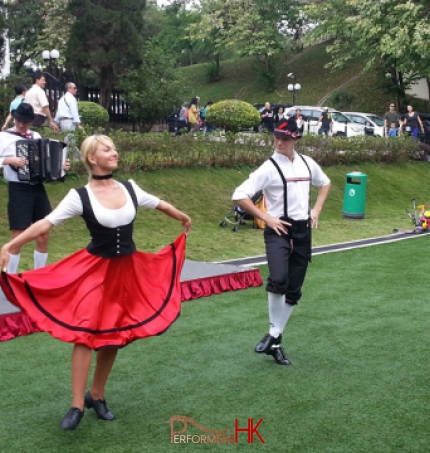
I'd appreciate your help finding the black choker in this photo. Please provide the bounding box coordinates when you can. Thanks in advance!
[92,174,113,180]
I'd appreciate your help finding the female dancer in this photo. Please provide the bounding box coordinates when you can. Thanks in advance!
[0,135,192,430]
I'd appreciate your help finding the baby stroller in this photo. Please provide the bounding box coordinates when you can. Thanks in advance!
[219,190,266,232]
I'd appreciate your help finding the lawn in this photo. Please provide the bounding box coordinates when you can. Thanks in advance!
[1,237,430,452]
[1,161,429,268]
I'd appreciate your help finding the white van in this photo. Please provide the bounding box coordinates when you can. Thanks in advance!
[284,106,365,137]
[343,112,385,137]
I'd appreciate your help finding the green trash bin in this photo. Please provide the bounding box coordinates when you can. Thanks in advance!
[342,172,367,219]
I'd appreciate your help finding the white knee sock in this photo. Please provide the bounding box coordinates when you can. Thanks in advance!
[7,253,20,274]
[34,251,48,269]
[268,292,294,338]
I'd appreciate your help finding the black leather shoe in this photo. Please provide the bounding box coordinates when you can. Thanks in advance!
[84,391,115,420]
[254,333,282,354]
[269,345,292,366]
[60,407,84,430]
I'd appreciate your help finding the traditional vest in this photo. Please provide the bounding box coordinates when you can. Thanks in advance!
[76,181,138,258]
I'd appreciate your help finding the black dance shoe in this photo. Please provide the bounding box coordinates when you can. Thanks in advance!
[84,391,115,420]
[60,407,84,430]
[269,345,292,366]
[254,333,282,354]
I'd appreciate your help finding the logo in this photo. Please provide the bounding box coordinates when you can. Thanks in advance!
[168,415,265,444]
[349,188,356,197]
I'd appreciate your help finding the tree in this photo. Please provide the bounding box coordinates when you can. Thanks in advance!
[189,0,306,90]
[306,0,430,108]
[120,43,186,132]
[154,1,205,67]
[66,0,146,109]
[0,0,71,74]
[0,2,6,69]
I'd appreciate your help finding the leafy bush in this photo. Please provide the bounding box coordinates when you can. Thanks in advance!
[205,100,261,133]
[77,101,109,128]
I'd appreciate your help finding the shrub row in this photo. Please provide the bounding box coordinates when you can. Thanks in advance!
[41,128,421,175]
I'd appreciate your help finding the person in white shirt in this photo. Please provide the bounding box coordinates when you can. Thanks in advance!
[54,82,83,132]
[24,73,58,131]
[0,102,61,273]
[232,117,331,366]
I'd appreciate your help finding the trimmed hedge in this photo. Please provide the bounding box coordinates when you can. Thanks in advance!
[42,128,429,174]
[205,100,261,133]
[39,128,421,175]
[77,101,109,128]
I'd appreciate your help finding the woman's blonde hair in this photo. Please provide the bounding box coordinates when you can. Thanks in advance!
[80,135,116,181]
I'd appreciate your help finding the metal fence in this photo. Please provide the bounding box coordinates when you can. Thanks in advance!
[43,72,131,123]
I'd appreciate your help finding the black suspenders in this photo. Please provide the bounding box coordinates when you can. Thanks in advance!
[269,155,312,219]
[269,155,313,261]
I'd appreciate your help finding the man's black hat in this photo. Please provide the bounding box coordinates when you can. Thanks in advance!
[273,117,302,139]
[11,102,35,123]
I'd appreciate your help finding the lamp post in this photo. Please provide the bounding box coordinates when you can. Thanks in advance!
[287,72,301,105]
[42,49,60,79]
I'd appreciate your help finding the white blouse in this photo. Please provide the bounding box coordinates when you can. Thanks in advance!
[46,179,160,228]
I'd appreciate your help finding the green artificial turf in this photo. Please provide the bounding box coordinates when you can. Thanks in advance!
[1,237,430,452]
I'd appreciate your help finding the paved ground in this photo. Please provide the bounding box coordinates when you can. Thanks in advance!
[0,259,259,315]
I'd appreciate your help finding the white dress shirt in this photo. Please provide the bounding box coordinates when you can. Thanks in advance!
[54,92,81,125]
[232,151,330,220]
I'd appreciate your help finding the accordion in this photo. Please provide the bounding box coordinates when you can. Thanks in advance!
[15,138,67,183]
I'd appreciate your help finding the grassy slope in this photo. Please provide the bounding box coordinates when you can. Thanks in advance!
[1,162,430,269]
[180,43,427,117]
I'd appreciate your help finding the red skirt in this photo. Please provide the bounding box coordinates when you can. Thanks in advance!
[0,234,186,350]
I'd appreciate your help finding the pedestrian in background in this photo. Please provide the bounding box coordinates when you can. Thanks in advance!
[388,122,399,138]
[188,97,200,133]
[54,82,82,132]
[318,107,332,136]
[399,105,424,140]
[274,106,285,126]
[54,81,83,159]
[261,102,275,133]
[384,102,400,137]
[25,73,58,131]
[2,84,27,131]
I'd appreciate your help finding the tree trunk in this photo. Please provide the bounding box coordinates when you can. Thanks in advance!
[99,67,114,111]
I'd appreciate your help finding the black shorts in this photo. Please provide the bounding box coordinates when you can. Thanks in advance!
[8,182,52,230]
[264,219,311,303]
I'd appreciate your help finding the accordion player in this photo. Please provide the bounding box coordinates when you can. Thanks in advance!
[14,138,67,183]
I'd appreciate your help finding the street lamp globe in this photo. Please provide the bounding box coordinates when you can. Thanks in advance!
[288,83,294,92]
[294,83,301,91]
[42,49,60,61]
[50,49,59,60]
